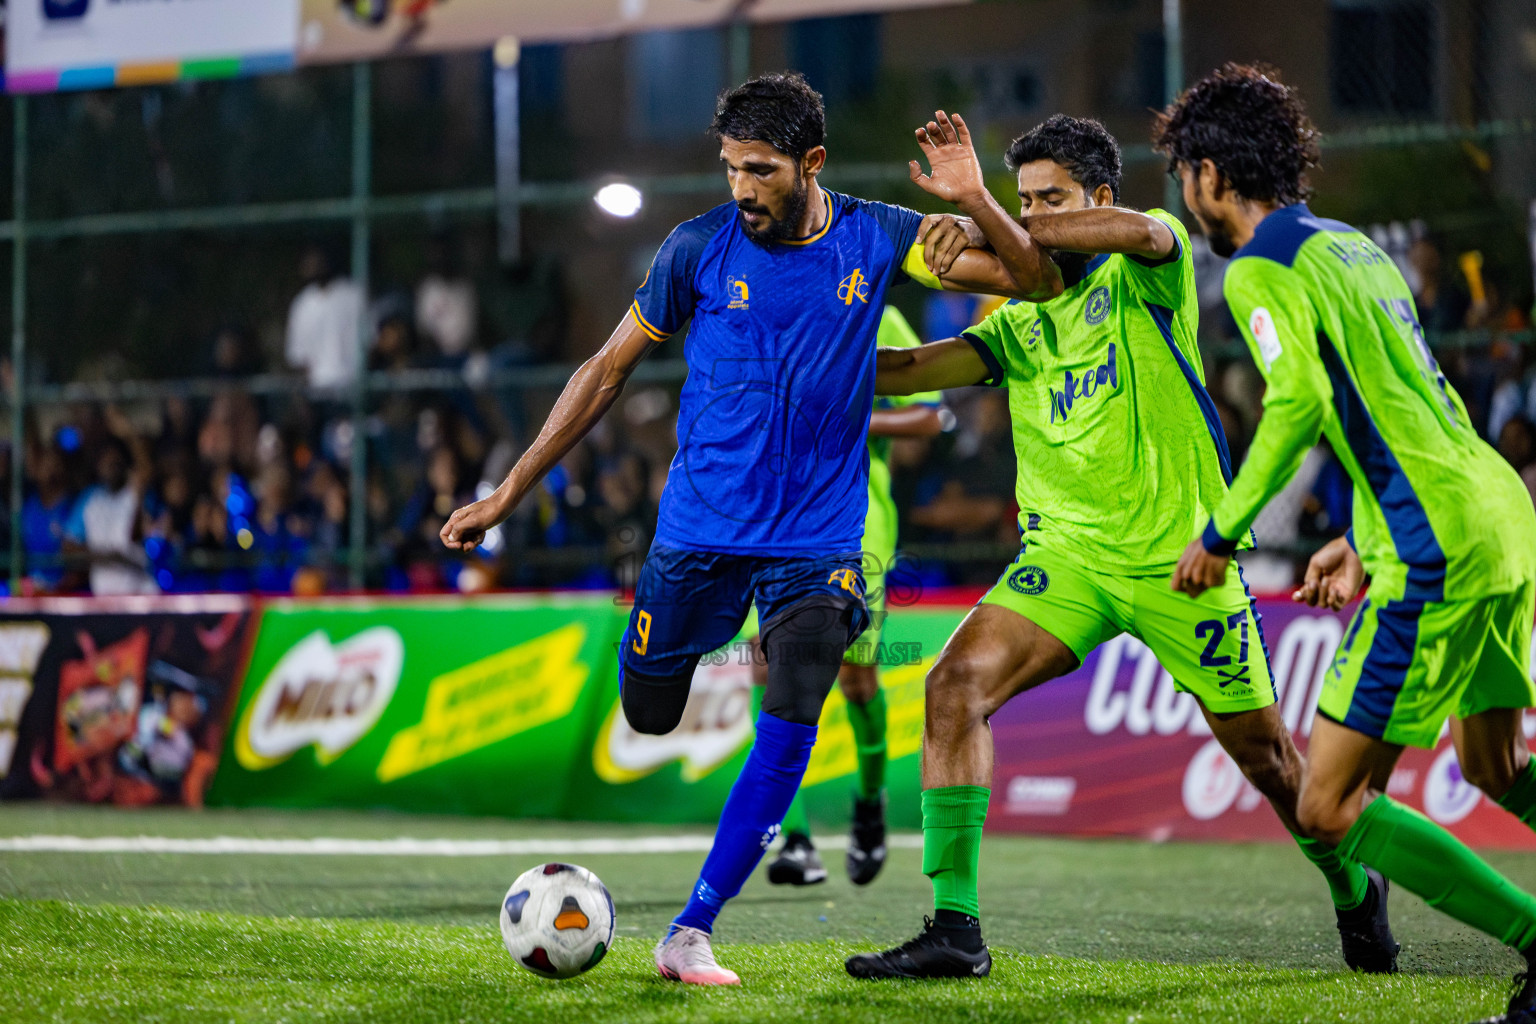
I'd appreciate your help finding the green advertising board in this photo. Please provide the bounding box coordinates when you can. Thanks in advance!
[208,595,968,829]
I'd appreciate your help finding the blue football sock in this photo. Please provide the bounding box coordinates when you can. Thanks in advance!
[672,712,817,935]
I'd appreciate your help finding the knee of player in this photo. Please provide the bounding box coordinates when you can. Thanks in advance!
[620,670,691,736]
[925,656,994,722]
[1295,792,1356,846]
[1459,757,1520,801]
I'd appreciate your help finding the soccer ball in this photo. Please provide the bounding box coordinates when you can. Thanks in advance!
[499,862,615,979]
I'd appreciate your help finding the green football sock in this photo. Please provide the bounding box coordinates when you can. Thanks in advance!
[1338,795,1536,950]
[1291,833,1370,910]
[846,688,888,802]
[1496,758,1536,832]
[922,786,990,918]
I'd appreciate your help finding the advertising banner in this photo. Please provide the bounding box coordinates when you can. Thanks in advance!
[988,600,1536,850]
[200,590,1536,849]
[207,594,628,819]
[5,0,300,93]
[0,596,256,808]
[296,0,972,64]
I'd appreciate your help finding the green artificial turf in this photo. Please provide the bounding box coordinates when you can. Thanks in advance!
[0,804,1527,1022]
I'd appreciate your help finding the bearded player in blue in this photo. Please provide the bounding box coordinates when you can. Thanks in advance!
[442,72,1055,985]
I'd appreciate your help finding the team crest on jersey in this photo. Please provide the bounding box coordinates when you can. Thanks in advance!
[838,268,870,305]
[1008,565,1049,595]
[1084,286,1111,325]
[1025,320,1043,347]
[727,277,750,310]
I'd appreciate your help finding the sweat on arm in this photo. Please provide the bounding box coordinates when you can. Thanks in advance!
[1204,258,1333,554]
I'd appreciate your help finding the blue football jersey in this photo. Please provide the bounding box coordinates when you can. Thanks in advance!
[631,189,924,556]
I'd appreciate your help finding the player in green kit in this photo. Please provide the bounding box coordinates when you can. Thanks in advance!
[1159,64,1536,1024]
[847,110,1397,980]
[759,304,943,888]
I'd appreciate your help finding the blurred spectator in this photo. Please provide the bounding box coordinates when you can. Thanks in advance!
[21,441,77,593]
[64,408,159,596]
[1498,415,1536,509]
[209,326,262,379]
[285,245,366,389]
[1409,236,1470,336]
[391,445,476,590]
[416,235,478,364]
[596,451,654,589]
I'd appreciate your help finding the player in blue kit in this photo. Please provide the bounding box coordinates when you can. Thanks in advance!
[442,72,1057,985]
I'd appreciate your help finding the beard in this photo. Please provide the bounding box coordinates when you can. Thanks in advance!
[738,172,809,244]
[1203,223,1238,258]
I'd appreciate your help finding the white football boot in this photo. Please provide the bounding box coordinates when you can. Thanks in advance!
[654,925,741,985]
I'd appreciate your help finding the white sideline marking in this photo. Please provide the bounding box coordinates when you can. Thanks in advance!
[0,834,923,856]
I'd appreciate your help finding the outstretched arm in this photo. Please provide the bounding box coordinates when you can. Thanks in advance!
[869,405,944,438]
[441,311,659,550]
[1018,207,1176,260]
[909,111,1063,302]
[875,337,990,396]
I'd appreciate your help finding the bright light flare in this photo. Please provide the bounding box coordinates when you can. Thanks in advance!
[594,182,643,218]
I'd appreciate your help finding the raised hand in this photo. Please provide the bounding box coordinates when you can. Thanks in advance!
[909,111,987,208]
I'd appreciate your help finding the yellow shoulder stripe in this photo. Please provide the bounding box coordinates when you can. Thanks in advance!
[902,242,942,290]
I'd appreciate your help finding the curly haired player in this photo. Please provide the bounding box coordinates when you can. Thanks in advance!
[1158,63,1536,1024]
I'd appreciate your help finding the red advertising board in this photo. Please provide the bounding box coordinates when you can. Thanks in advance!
[988,597,1536,849]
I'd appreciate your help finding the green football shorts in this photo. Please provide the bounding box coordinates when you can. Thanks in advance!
[981,543,1276,715]
[1318,578,1536,748]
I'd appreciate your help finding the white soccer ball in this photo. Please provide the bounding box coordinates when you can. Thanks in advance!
[499,862,615,979]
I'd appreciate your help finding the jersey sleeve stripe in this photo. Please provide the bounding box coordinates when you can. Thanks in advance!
[1315,330,1447,601]
[960,331,1005,388]
[630,302,671,342]
[1144,301,1234,485]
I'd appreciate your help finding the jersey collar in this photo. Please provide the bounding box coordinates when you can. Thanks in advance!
[1059,252,1110,290]
[778,189,836,247]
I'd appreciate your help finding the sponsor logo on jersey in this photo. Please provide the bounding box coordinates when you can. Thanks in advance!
[234,627,403,771]
[1005,775,1077,815]
[1007,564,1049,595]
[1048,343,1118,424]
[726,277,750,310]
[1025,320,1043,347]
[1084,285,1112,325]
[1423,746,1483,825]
[1249,307,1282,369]
[838,268,870,305]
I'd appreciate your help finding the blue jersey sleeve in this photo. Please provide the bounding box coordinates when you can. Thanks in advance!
[858,201,925,271]
[630,209,725,341]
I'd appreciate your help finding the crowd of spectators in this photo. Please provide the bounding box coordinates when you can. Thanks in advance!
[2,226,1533,599]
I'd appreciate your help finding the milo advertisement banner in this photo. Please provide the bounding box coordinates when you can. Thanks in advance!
[207,594,948,828]
[208,595,626,819]
[202,591,1536,850]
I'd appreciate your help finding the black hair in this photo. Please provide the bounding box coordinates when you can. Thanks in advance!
[710,71,826,162]
[1004,115,1122,203]
[1153,62,1321,206]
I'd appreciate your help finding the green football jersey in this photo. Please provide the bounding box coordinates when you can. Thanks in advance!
[965,209,1236,574]
[1209,203,1536,601]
